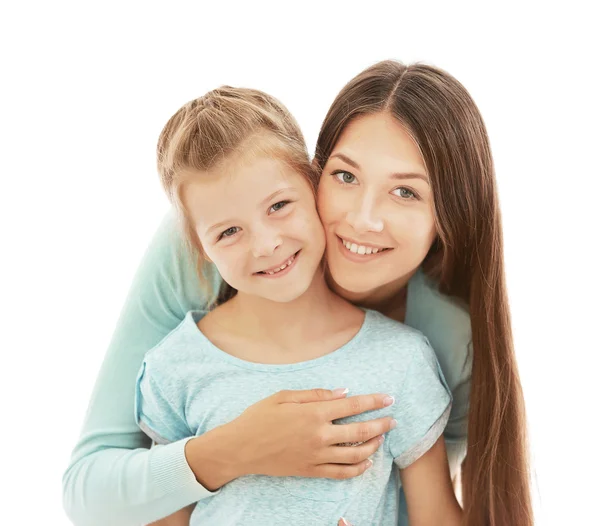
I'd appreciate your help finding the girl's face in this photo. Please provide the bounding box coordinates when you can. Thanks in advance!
[317,112,437,300]
[184,153,325,303]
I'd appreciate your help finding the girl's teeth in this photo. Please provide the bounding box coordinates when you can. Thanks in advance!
[263,254,295,275]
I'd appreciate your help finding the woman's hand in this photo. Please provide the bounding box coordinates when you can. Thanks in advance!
[185,388,395,489]
[231,388,395,479]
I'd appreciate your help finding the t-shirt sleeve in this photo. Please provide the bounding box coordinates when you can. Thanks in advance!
[389,336,453,469]
[62,210,221,526]
[135,359,192,444]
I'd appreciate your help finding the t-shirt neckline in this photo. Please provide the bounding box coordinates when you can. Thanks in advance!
[184,308,374,372]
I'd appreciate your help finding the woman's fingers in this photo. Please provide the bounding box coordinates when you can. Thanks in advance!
[312,458,374,480]
[275,387,349,404]
[322,393,394,421]
[321,435,384,464]
[328,416,396,446]
[338,519,353,526]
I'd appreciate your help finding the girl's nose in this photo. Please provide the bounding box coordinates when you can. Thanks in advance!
[251,226,283,258]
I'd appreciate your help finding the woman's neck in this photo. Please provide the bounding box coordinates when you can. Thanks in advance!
[325,268,414,323]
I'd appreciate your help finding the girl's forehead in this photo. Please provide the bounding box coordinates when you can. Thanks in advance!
[183,156,312,229]
[218,155,306,191]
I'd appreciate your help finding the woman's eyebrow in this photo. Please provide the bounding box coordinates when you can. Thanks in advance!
[331,152,429,183]
[330,152,360,170]
[390,172,429,183]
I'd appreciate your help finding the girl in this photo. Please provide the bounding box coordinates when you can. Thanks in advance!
[63,61,532,526]
[137,86,460,526]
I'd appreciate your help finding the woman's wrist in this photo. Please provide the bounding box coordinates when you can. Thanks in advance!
[184,423,245,491]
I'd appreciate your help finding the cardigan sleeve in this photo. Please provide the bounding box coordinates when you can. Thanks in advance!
[62,210,221,526]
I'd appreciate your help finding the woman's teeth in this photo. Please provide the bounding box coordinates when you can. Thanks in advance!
[261,254,296,275]
[341,239,388,255]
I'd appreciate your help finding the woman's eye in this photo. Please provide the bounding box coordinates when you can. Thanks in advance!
[392,187,418,200]
[333,171,357,185]
[269,200,290,213]
[219,226,240,239]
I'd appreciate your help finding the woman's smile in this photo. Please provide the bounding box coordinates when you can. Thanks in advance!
[336,235,393,262]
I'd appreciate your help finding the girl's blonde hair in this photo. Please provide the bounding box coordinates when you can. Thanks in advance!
[315,60,533,526]
[156,86,317,305]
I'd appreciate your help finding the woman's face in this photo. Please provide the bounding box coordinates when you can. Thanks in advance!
[317,112,437,301]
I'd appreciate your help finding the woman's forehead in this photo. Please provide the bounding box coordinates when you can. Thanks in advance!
[332,113,425,170]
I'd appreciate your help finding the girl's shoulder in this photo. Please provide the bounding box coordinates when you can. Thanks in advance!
[143,310,209,364]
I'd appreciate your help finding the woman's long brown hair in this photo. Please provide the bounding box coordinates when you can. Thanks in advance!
[314,60,533,526]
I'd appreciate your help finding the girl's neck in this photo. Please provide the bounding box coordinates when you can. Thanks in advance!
[217,269,355,350]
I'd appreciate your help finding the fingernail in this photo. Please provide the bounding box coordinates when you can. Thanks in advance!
[383,395,395,406]
[340,518,350,526]
[366,458,373,468]
[332,387,349,396]
[390,419,397,429]
[378,435,385,444]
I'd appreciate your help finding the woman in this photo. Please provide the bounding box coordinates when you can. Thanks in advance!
[63,60,532,526]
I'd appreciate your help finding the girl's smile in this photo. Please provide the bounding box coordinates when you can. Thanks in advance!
[255,250,301,277]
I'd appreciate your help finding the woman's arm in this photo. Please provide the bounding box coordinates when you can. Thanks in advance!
[399,436,463,526]
[62,211,216,526]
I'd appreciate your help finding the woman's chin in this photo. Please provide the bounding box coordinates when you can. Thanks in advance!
[328,269,383,298]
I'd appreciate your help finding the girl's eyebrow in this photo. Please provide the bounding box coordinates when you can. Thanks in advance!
[206,219,234,237]
[330,152,429,184]
[260,186,295,206]
[205,187,298,236]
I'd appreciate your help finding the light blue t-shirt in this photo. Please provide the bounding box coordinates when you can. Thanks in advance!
[135,308,452,525]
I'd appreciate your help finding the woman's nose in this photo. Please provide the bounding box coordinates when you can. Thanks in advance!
[345,197,384,233]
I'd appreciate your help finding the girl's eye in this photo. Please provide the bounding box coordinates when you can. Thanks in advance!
[219,226,240,240]
[333,171,357,185]
[392,187,418,200]
[269,200,290,213]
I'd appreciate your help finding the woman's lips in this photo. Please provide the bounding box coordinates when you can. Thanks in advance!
[335,236,392,262]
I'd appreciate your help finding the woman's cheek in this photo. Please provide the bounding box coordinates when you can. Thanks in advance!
[326,192,344,220]
[316,182,336,221]
[404,208,436,247]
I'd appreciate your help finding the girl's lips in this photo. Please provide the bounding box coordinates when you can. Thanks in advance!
[335,236,392,263]
[255,250,301,278]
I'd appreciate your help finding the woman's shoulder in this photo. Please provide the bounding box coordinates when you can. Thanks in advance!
[405,268,472,385]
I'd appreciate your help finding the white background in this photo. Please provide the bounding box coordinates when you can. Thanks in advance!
[1,1,598,525]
